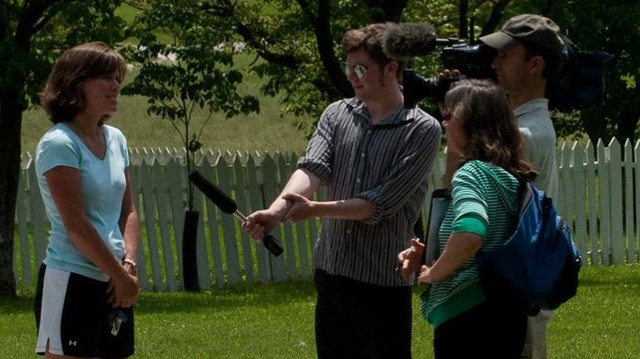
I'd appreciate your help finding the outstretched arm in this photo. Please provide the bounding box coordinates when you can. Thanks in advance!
[243,168,321,240]
[281,192,373,222]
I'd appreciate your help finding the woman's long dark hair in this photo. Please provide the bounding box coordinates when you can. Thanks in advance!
[444,79,537,181]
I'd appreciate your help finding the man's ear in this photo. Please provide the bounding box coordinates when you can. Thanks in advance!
[529,55,545,76]
[387,60,399,76]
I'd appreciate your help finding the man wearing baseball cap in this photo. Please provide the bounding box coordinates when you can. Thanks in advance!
[480,14,565,359]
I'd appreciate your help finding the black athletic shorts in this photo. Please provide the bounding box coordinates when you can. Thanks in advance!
[34,264,135,357]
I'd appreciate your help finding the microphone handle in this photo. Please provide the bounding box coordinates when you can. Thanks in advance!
[234,210,283,257]
[262,234,284,257]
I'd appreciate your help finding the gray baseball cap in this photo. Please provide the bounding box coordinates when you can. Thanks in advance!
[479,14,564,53]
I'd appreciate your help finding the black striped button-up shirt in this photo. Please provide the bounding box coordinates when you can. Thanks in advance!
[299,97,442,286]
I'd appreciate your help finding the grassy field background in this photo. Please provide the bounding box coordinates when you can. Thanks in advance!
[21,56,314,156]
[2,265,640,358]
[21,2,314,155]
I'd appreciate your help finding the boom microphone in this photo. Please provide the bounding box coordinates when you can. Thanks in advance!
[382,22,438,58]
[188,170,284,257]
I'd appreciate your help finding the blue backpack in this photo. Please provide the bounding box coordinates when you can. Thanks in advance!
[476,181,582,311]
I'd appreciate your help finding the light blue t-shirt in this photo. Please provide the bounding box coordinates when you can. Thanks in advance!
[35,123,130,281]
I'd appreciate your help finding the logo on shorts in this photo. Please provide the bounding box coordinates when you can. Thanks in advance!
[68,340,77,346]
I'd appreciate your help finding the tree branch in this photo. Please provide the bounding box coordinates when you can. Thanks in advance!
[309,0,351,98]
[203,0,299,68]
[479,0,511,38]
[15,0,69,46]
[360,0,407,22]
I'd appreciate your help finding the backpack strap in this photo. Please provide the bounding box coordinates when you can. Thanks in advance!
[466,160,528,228]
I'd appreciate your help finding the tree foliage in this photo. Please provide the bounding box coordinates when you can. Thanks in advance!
[551,0,640,143]
[201,0,639,142]
[189,0,410,135]
[122,0,260,211]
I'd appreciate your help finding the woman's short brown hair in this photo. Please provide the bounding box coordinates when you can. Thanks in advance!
[39,41,128,124]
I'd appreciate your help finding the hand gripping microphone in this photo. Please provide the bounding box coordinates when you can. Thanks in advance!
[188,170,284,257]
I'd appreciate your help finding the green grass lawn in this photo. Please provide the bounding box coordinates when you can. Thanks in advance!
[2,264,639,358]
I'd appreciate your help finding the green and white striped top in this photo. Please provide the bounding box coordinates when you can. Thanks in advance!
[421,160,520,328]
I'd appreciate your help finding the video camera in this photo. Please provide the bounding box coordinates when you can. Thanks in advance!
[388,27,613,112]
[402,38,497,108]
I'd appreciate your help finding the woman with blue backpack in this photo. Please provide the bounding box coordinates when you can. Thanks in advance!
[398,79,537,358]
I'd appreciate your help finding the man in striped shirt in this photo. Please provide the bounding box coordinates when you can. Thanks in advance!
[243,23,441,358]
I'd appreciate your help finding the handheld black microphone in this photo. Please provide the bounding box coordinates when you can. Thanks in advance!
[188,170,284,257]
[382,22,438,58]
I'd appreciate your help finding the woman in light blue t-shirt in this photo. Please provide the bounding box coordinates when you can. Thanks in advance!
[33,42,140,358]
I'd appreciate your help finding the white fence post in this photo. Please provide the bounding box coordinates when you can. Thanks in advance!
[15,141,638,290]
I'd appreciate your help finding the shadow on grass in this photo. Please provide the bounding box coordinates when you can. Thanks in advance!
[6,265,636,316]
[0,296,33,314]
[577,263,640,288]
[1,280,317,316]
[135,280,317,314]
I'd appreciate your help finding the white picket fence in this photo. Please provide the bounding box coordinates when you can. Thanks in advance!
[13,138,640,291]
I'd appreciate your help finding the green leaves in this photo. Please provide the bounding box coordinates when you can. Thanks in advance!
[121,0,262,209]
[1,0,128,106]
[123,0,261,121]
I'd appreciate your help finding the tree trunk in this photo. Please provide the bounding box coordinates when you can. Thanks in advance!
[362,0,407,22]
[616,108,640,144]
[480,0,511,38]
[182,210,200,292]
[0,91,24,298]
[583,108,611,145]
